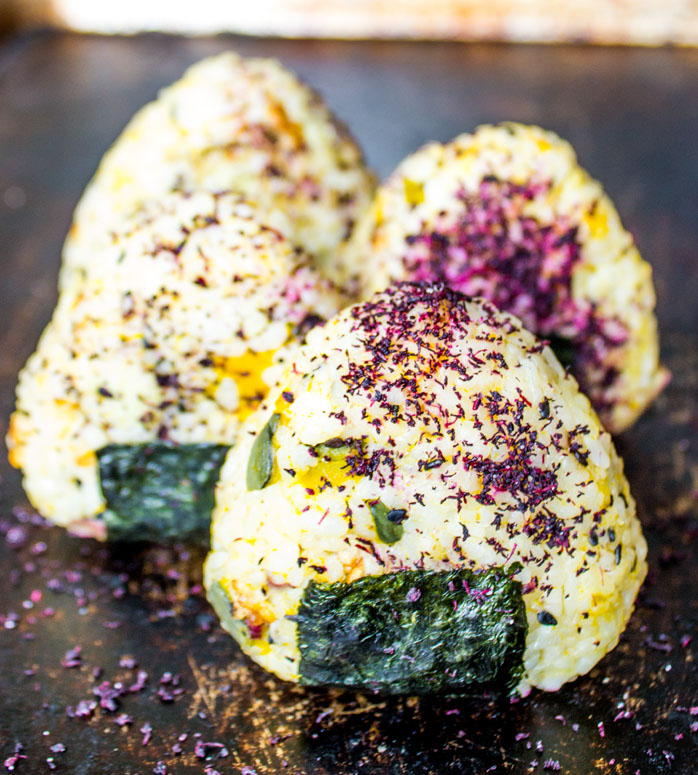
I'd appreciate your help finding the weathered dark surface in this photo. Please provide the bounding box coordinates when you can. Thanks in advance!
[0,32,697,774]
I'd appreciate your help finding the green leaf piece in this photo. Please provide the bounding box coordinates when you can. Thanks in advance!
[296,566,527,695]
[367,499,404,544]
[97,442,229,544]
[246,413,280,491]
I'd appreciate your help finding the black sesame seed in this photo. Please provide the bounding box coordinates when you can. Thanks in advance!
[615,544,622,565]
[537,610,558,626]
[386,509,408,525]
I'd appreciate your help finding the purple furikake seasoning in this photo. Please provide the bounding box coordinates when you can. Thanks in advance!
[401,177,628,411]
[337,284,586,561]
[404,178,581,333]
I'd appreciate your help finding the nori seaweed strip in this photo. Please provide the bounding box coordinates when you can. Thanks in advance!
[98,443,229,544]
[296,566,527,695]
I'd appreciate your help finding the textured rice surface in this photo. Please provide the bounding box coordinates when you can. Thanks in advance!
[61,51,375,291]
[205,283,647,694]
[8,191,342,527]
[343,122,668,433]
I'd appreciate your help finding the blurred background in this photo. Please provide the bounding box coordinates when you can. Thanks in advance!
[2,0,698,45]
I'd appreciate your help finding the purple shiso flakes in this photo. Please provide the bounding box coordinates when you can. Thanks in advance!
[129,670,148,693]
[141,722,153,746]
[3,744,26,771]
[405,179,581,333]
[403,177,628,402]
[194,740,229,760]
[0,509,254,772]
[93,680,125,712]
[60,645,83,669]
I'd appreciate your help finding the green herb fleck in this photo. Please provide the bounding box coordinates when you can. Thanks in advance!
[296,566,527,695]
[537,610,557,626]
[367,499,404,544]
[97,442,229,544]
[246,413,280,491]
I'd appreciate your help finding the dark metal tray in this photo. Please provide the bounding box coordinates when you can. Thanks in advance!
[1,31,697,775]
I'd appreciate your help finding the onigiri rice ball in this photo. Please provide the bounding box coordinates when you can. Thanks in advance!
[342,122,668,433]
[61,51,375,291]
[205,282,647,695]
[8,190,342,536]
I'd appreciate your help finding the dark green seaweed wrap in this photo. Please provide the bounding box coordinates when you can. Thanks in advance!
[97,443,229,544]
[296,566,527,695]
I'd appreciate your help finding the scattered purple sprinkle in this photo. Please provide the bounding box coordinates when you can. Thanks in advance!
[194,741,228,760]
[3,744,26,771]
[71,699,97,718]
[129,670,148,693]
[60,645,83,669]
[140,722,152,746]
[93,680,124,712]
[5,526,28,548]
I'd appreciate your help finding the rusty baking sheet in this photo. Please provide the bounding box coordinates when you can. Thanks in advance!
[0,32,697,774]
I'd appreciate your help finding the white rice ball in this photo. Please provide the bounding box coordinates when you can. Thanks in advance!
[8,190,342,529]
[205,282,647,695]
[61,51,375,291]
[342,122,668,433]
